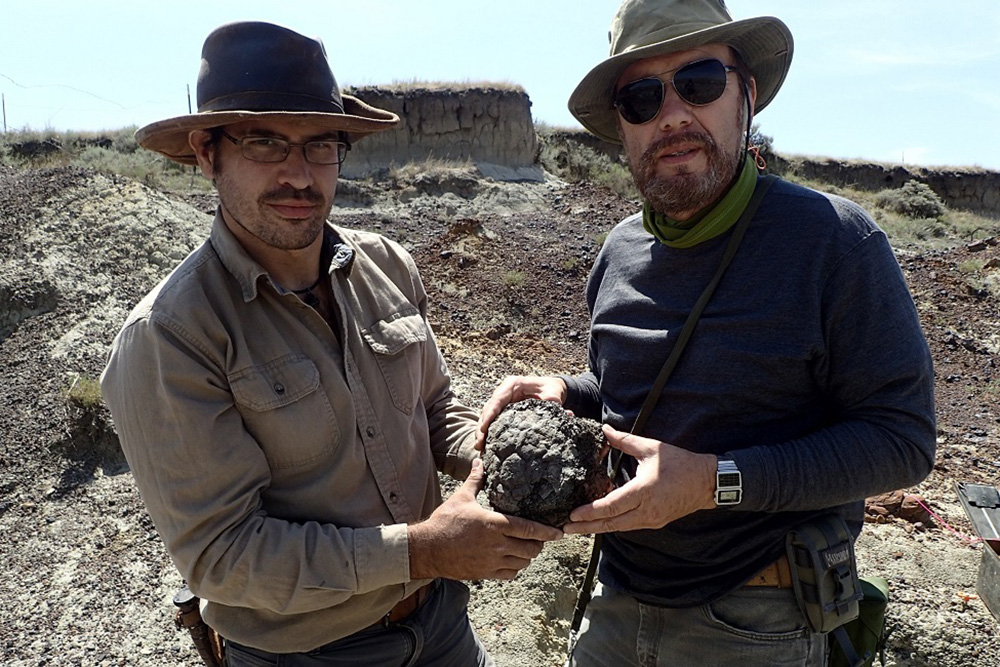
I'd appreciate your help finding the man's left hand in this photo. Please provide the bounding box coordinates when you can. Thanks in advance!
[562,424,717,535]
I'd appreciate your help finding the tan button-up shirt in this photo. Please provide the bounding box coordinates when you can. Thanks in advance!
[101,213,479,652]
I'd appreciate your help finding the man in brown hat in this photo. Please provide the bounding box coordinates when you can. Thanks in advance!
[101,21,561,667]
[478,0,935,664]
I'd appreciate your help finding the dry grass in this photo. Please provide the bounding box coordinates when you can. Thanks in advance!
[64,375,104,410]
[351,80,525,94]
[3,122,996,253]
[387,157,475,180]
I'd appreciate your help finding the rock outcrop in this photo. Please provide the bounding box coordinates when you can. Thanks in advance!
[346,84,540,181]
[773,155,1000,217]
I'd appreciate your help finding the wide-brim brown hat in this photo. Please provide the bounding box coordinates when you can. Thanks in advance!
[569,0,793,144]
[136,21,400,166]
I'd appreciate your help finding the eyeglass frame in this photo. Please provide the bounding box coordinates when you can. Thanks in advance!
[218,129,351,166]
[613,58,741,126]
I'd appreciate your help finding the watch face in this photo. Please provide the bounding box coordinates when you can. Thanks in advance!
[718,489,741,504]
[718,472,741,488]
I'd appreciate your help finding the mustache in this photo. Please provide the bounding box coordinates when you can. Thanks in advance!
[639,131,717,168]
[261,186,325,203]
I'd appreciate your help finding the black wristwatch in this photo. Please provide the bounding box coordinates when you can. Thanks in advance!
[715,457,742,506]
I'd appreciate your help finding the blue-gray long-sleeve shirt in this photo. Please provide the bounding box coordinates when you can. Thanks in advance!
[563,177,935,606]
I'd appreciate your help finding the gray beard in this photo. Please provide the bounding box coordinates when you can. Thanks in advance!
[631,130,742,218]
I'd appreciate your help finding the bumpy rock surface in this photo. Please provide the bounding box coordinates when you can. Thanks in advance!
[484,399,608,527]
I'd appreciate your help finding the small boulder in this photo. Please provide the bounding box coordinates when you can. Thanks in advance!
[483,399,608,527]
[865,490,934,526]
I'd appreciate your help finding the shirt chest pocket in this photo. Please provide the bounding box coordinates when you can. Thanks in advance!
[361,310,427,415]
[229,354,341,469]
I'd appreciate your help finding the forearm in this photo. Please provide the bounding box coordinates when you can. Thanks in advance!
[732,229,936,512]
[561,371,603,420]
[187,517,411,613]
[732,411,936,512]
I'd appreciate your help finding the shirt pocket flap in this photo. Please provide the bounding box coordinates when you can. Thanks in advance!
[361,310,427,355]
[230,355,321,412]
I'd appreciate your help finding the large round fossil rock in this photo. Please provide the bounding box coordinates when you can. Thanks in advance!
[483,399,609,527]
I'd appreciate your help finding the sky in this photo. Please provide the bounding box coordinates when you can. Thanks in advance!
[1,1,998,170]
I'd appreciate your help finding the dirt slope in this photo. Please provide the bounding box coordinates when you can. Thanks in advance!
[1,164,999,666]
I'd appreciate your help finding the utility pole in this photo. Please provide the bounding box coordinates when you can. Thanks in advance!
[2,93,7,134]
[187,84,195,183]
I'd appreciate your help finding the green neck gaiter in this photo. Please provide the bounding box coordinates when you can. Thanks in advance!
[642,155,758,249]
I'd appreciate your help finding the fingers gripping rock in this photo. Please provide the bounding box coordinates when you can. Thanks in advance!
[483,399,608,527]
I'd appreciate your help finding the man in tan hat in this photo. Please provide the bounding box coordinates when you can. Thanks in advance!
[101,21,561,666]
[478,0,935,664]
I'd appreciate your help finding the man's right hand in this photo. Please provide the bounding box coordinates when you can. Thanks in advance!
[408,459,563,581]
[475,375,567,451]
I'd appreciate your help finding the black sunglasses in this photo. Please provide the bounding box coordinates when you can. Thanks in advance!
[613,58,738,125]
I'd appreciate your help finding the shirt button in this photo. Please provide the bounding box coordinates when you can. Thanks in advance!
[274,383,285,395]
[366,427,375,437]
[389,492,398,502]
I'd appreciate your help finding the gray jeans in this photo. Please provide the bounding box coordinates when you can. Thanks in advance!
[568,582,827,667]
[225,580,494,667]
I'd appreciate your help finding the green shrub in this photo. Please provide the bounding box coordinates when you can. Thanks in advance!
[958,259,985,274]
[60,375,126,472]
[65,375,105,413]
[561,256,580,271]
[985,270,1000,301]
[1,127,211,192]
[748,123,774,155]
[874,181,947,219]
[536,128,638,200]
[75,145,159,180]
[591,164,637,197]
[748,123,777,169]
[503,270,525,289]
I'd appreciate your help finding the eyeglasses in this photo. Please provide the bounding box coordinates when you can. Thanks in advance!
[219,130,350,165]
[613,58,738,125]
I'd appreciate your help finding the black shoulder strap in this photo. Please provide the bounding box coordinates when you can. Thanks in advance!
[568,174,778,639]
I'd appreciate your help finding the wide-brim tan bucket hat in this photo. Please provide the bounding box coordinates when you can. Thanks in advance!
[136,21,400,166]
[569,0,793,144]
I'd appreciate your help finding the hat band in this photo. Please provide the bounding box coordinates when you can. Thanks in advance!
[199,91,346,115]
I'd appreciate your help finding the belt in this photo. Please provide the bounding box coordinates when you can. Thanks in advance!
[371,581,434,628]
[744,554,794,588]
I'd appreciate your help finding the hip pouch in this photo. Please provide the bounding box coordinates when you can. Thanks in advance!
[786,515,868,667]
[828,576,890,667]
